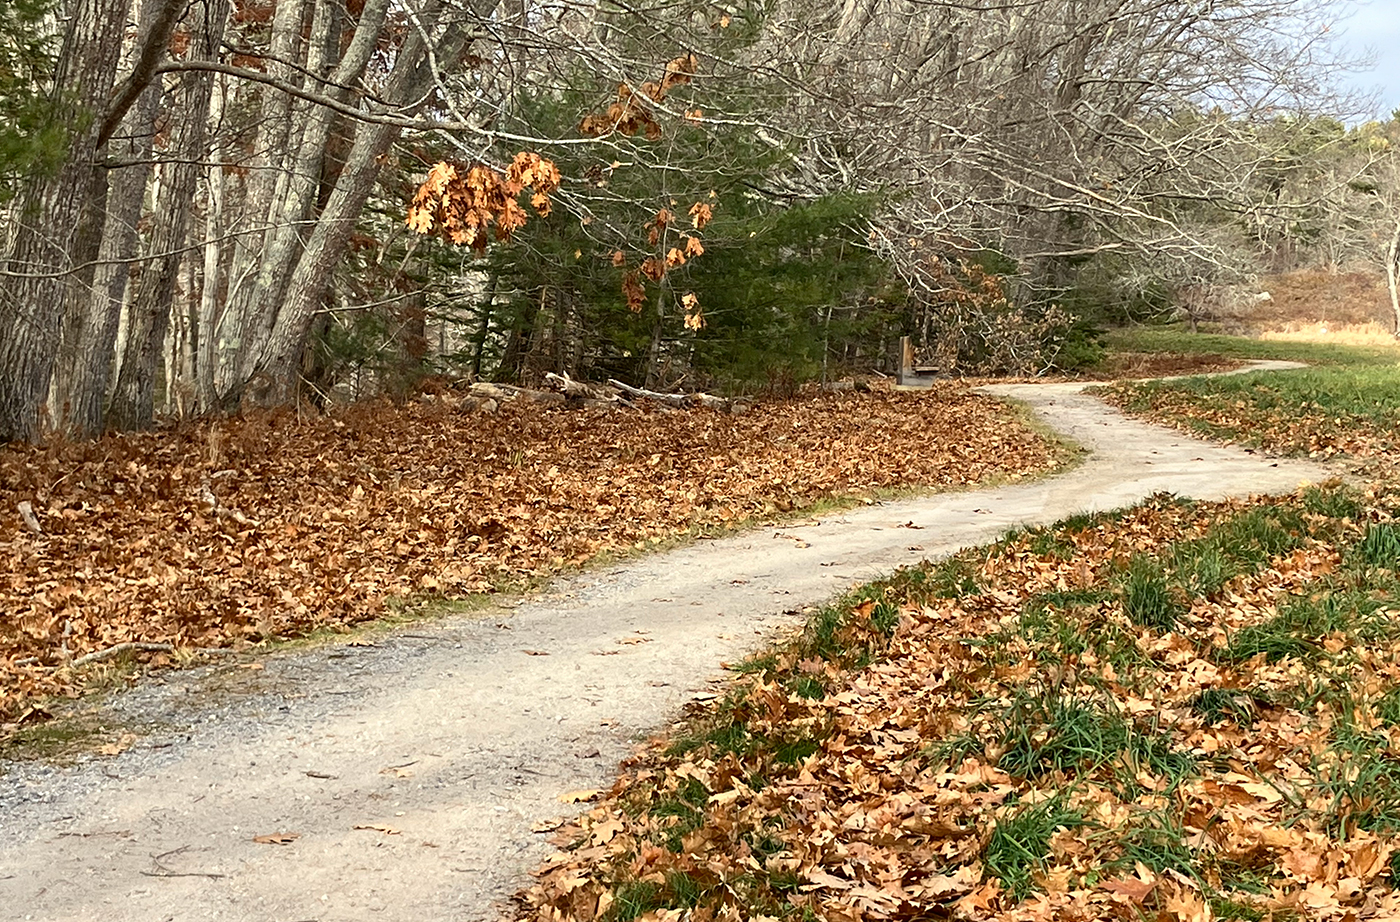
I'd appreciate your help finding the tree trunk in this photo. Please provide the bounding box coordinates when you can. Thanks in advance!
[1387,212,1400,339]
[471,272,498,379]
[0,0,131,442]
[50,20,167,438]
[109,0,231,430]
[233,17,472,407]
[220,0,390,401]
[195,74,229,410]
[215,0,308,395]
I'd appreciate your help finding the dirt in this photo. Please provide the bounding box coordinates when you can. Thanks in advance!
[0,364,1337,922]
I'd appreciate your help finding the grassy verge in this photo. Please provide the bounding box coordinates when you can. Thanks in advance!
[517,485,1400,922]
[1095,327,1400,480]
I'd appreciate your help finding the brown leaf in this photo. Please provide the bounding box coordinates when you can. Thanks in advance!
[1101,876,1157,903]
[557,789,602,804]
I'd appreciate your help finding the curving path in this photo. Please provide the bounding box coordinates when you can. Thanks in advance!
[0,364,1334,922]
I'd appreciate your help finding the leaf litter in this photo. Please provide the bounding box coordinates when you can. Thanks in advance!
[514,485,1400,922]
[0,389,1056,730]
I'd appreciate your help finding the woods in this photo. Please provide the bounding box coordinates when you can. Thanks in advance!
[0,0,1383,444]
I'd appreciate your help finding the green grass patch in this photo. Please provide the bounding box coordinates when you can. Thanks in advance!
[1121,555,1182,630]
[1110,811,1197,878]
[1315,720,1400,834]
[1105,363,1400,463]
[1301,483,1365,519]
[608,881,664,921]
[1355,523,1400,570]
[1157,503,1312,605]
[1190,688,1259,727]
[1376,686,1400,728]
[984,796,1088,902]
[982,686,1193,783]
[1211,505,1308,562]
[927,554,981,599]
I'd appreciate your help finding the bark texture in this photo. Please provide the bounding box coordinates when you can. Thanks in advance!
[109,0,231,430]
[0,0,129,442]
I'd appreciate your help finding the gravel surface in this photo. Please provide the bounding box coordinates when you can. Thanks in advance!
[0,368,1335,922]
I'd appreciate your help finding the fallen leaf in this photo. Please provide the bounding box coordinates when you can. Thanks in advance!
[1101,876,1157,903]
[97,733,136,756]
[253,832,300,845]
[557,789,602,804]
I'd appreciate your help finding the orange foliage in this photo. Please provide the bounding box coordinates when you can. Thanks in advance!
[406,152,561,252]
[578,55,698,139]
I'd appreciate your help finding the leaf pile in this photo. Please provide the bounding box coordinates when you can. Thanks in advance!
[517,486,1400,922]
[0,389,1056,724]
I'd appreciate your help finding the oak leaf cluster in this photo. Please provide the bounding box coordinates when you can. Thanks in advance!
[406,153,561,252]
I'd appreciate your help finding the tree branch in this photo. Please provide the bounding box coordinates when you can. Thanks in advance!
[98,0,188,148]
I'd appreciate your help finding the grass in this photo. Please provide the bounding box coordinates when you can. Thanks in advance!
[984,796,1088,902]
[982,686,1194,783]
[1121,556,1181,630]
[1103,326,1400,367]
[1096,327,1400,478]
[1357,523,1400,570]
[1110,810,1197,878]
[1315,717,1400,835]
[0,714,108,763]
[1219,588,1397,665]
[1189,688,1259,727]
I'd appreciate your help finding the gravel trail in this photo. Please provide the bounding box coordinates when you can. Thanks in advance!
[0,366,1333,922]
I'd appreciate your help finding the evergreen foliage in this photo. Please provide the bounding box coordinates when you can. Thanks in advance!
[0,0,63,199]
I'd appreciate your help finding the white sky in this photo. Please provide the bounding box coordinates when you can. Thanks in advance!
[1336,0,1400,119]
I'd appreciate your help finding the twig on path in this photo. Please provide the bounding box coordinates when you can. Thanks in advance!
[72,643,175,666]
[143,845,227,879]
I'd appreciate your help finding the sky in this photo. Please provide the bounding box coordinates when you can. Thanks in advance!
[1337,0,1400,120]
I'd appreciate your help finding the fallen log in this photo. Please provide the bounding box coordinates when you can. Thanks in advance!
[469,381,566,406]
[543,372,619,402]
[605,379,737,412]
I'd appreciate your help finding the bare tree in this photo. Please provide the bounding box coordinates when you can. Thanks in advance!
[0,0,182,442]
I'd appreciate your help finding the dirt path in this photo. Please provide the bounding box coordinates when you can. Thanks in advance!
[0,367,1334,922]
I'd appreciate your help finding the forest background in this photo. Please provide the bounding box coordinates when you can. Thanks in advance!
[1,0,1398,445]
